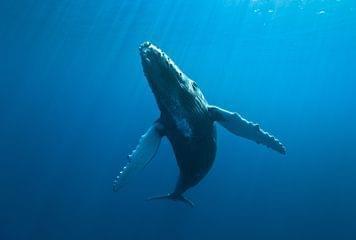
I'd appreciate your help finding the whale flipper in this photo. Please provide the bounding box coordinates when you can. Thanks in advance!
[209,106,286,154]
[113,122,164,191]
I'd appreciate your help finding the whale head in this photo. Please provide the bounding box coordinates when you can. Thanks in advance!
[139,41,207,116]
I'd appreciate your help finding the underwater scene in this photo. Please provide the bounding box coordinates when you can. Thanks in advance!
[1,0,356,239]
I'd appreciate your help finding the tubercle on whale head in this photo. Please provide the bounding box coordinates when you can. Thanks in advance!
[139,41,205,112]
[139,41,185,88]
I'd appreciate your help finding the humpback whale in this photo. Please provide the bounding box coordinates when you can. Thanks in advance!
[113,42,286,207]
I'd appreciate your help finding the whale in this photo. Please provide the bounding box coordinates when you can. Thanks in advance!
[113,41,286,207]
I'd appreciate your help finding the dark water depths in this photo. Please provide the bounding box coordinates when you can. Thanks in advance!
[1,0,356,239]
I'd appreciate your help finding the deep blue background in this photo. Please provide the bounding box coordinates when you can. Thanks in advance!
[1,0,356,239]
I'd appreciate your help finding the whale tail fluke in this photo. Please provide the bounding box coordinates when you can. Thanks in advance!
[147,194,195,208]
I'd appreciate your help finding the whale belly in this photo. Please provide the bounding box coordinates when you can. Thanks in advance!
[167,122,217,189]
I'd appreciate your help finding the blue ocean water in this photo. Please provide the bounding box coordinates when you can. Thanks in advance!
[1,0,356,239]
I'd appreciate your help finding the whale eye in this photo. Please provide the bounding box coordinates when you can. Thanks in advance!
[192,82,198,90]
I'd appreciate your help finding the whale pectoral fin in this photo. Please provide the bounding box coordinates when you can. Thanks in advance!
[113,122,164,191]
[209,106,286,155]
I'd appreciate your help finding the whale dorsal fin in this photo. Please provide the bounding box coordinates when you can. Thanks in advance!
[113,121,165,191]
[209,106,286,155]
